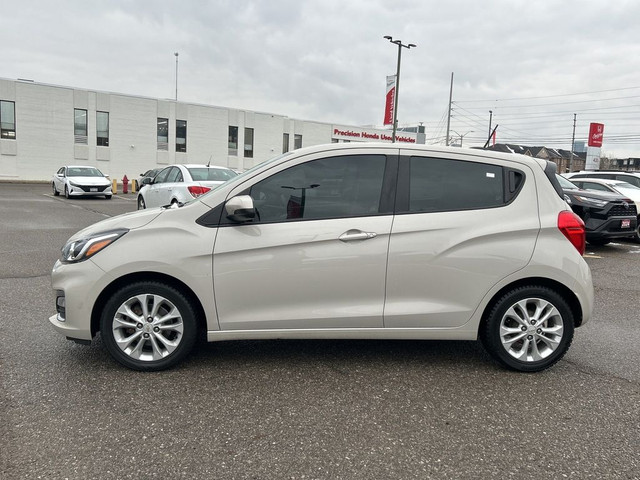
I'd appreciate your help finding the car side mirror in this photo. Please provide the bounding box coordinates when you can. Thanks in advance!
[225,195,256,223]
[142,177,152,185]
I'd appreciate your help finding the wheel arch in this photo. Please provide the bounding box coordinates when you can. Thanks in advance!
[481,277,584,329]
[91,271,208,338]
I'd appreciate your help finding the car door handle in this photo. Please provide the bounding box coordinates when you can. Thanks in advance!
[339,230,377,242]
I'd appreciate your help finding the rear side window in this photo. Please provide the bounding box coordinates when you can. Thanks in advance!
[249,155,386,223]
[407,156,505,213]
[188,167,237,182]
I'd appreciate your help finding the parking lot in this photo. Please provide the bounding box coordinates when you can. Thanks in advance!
[1,182,638,479]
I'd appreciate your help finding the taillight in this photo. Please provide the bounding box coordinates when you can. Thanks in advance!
[187,185,211,197]
[558,210,586,255]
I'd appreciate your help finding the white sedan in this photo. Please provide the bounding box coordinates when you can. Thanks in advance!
[136,164,237,209]
[52,166,112,199]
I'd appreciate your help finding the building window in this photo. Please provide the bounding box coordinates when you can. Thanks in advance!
[244,127,254,158]
[283,133,289,153]
[294,134,302,150]
[0,100,16,139]
[96,111,109,147]
[176,120,187,152]
[74,108,88,144]
[228,126,238,155]
[157,118,168,150]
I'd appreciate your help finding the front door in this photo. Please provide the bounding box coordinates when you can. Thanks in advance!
[213,152,395,331]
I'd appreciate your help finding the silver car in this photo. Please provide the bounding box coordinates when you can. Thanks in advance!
[52,165,112,199]
[49,144,594,372]
[136,164,237,209]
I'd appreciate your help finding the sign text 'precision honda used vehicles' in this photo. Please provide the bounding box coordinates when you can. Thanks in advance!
[49,144,594,372]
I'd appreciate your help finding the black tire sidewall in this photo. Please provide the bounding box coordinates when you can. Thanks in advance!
[100,282,198,371]
[481,286,575,372]
[137,196,145,210]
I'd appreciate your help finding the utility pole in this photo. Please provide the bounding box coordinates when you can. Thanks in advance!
[174,52,179,101]
[445,72,454,146]
[383,36,416,142]
[569,113,577,172]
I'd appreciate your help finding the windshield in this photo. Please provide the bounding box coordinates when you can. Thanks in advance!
[556,174,578,190]
[67,167,104,177]
[188,167,238,182]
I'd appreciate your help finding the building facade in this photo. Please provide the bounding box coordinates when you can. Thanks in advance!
[0,78,422,182]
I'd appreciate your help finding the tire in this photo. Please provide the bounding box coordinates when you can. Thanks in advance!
[100,282,198,371]
[480,286,575,372]
[105,194,112,200]
[52,183,59,196]
[64,185,70,199]
[634,217,640,243]
[137,196,146,210]
[586,238,610,246]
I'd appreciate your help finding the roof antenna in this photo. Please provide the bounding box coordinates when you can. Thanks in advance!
[207,154,212,167]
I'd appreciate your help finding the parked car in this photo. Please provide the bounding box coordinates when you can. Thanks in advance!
[49,144,594,373]
[567,177,640,242]
[136,164,237,209]
[52,166,112,199]
[136,168,163,191]
[564,170,640,188]
[556,175,637,245]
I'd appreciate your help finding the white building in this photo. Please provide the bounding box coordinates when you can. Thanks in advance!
[0,77,424,182]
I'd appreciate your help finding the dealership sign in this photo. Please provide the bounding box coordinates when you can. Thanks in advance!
[588,122,604,147]
[333,128,416,144]
[383,75,396,126]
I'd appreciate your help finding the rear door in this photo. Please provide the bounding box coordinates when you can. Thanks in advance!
[384,151,540,328]
[213,149,396,330]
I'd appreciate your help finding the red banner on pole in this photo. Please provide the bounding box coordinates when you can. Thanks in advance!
[588,123,604,147]
[383,75,396,126]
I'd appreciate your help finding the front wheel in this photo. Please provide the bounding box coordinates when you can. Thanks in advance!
[52,183,59,196]
[634,217,640,243]
[100,282,198,371]
[64,185,70,199]
[137,196,146,210]
[480,286,575,372]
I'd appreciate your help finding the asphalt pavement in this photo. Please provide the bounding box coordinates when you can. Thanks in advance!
[1,183,638,479]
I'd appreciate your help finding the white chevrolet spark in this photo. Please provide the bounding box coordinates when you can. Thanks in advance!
[49,144,593,372]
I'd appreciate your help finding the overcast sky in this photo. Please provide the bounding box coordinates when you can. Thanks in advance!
[3,0,640,157]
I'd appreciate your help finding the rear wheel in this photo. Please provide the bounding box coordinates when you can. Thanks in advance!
[100,282,198,371]
[480,286,575,372]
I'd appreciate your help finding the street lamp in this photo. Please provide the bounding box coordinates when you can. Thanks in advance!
[451,130,474,147]
[174,52,179,101]
[383,36,416,142]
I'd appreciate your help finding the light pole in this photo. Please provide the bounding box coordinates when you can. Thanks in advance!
[174,52,179,101]
[451,130,473,147]
[383,36,416,142]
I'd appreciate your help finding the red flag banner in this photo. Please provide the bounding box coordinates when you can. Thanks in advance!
[383,75,396,126]
[588,123,604,147]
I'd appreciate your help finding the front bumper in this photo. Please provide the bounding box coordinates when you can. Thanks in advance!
[584,215,637,240]
[48,258,108,341]
[67,184,112,197]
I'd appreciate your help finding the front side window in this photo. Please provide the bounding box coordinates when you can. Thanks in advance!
[176,120,187,152]
[228,126,238,155]
[244,127,254,158]
[408,157,504,213]
[0,100,16,139]
[96,111,109,146]
[153,167,171,184]
[157,118,168,150]
[249,155,386,223]
[74,109,88,144]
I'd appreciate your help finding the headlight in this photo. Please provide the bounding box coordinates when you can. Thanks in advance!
[68,181,79,187]
[574,195,607,208]
[61,228,128,263]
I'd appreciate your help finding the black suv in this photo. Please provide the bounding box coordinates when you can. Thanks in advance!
[557,175,637,246]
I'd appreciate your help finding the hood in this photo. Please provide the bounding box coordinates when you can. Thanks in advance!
[67,176,111,186]
[563,187,628,202]
[67,208,164,242]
